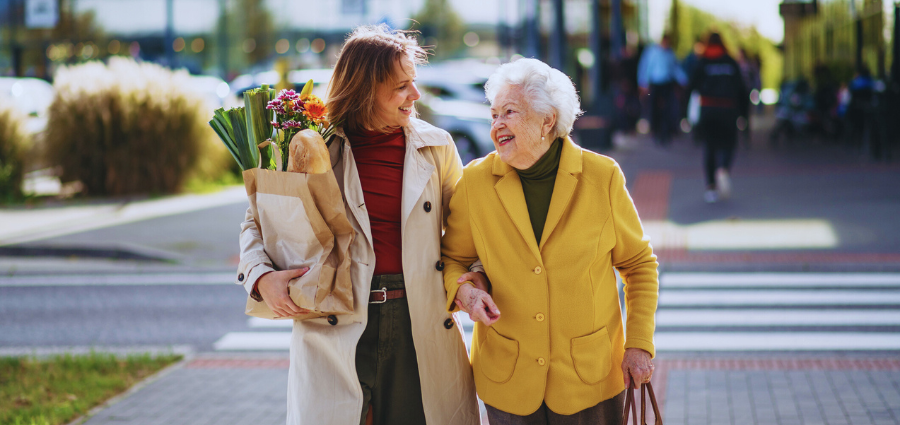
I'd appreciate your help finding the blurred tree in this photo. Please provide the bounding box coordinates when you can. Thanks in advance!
[6,0,105,78]
[217,0,274,72]
[412,0,466,59]
[666,2,783,89]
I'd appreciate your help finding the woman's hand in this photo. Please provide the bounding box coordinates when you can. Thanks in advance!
[621,347,654,389]
[454,283,500,326]
[458,271,491,293]
[255,268,311,318]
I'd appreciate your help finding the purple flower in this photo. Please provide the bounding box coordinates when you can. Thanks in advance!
[281,120,302,129]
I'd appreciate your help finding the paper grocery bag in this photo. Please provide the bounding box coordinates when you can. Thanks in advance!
[242,150,355,321]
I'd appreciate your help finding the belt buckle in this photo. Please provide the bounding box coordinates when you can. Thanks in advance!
[370,287,387,304]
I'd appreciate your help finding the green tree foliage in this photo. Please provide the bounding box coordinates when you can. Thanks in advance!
[411,0,467,59]
[667,2,784,89]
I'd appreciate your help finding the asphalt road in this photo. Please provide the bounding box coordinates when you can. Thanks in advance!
[0,283,249,353]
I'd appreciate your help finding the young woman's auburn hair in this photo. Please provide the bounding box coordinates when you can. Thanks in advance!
[327,25,428,134]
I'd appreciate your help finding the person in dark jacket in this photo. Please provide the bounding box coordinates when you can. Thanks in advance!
[687,32,748,203]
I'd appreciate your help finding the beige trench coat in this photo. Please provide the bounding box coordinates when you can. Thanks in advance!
[236,118,480,425]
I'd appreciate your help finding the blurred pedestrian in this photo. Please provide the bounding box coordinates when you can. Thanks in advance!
[441,58,660,424]
[638,33,687,146]
[238,24,482,425]
[737,48,761,147]
[687,32,748,203]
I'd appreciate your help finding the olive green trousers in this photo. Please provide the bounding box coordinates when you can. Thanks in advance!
[355,274,426,425]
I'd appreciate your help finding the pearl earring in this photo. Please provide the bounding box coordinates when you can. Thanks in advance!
[541,135,545,140]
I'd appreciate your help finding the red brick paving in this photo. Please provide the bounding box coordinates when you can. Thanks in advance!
[185,358,290,369]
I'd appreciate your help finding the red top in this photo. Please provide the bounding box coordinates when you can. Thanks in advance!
[346,128,406,276]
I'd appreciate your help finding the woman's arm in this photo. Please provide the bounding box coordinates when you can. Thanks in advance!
[608,163,660,357]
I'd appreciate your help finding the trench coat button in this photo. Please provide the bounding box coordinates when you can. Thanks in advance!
[327,315,338,326]
[423,201,432,212]
[537,357,546,366]
[533,266,542,275]
[435,261,445,271]
[535,313,545,322]
[444,318,454,329]
[238,273,245,282]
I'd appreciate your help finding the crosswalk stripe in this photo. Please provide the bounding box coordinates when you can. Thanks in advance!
[214,332,291,351]
[248,317,293,328]
[657,309,900,326]
[659,290,900,306]
[0,273,236,287]
[656,332,900,351]
[661,272,900,288]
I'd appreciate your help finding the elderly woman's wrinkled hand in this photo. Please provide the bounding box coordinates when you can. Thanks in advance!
[455,283,501,326]
[621,348,654,389]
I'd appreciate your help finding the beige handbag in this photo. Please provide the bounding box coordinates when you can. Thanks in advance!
[242,140,355,320]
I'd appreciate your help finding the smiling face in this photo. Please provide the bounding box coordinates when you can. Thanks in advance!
[372,56,420,131]
[490,85,556,169]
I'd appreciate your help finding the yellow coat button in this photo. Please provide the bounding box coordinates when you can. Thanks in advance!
[536,313,545,322]
[537,357,545,366]
[533,266,542,275]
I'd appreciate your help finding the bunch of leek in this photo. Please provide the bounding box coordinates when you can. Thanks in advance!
[209,106,257,170]
[244,85,277,170]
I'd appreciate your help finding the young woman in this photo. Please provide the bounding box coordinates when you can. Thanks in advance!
[237,25,482,425]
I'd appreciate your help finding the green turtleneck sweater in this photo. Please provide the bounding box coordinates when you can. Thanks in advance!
[516,138,563,244]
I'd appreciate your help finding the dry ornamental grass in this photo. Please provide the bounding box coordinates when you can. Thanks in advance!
[0,98,28,202]
[44,58,231,196]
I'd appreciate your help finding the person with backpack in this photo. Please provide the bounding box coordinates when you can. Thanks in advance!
[687,33,748,203]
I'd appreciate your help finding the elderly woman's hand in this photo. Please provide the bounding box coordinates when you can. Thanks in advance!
[621,348,654,389]
[455,282,501,326]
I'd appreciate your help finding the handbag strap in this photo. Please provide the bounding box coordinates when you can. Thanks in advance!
[622,380,663,425]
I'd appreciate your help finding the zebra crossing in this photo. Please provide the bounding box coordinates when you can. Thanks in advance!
[212,272,900,352]
[654,272,900,351]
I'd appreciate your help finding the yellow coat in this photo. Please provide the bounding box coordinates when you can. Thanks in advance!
[441,137,659,416]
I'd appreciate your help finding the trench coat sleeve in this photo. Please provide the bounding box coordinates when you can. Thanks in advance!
[237,207,275,295]
[440,172,479,313]
[608,163,660,358]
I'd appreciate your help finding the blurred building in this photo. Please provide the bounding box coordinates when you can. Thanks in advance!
[780,0,895,82]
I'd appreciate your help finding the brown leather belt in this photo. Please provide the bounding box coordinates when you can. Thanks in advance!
[369,287,406,304]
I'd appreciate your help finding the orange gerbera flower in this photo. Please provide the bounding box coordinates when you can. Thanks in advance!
[303,95,328,123]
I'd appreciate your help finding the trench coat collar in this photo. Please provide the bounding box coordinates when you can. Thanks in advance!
[329,119,447,247]
[492,137,583,259]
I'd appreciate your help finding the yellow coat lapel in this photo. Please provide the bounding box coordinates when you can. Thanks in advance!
[492,155,543,263]
[540,138,583,251]
[491,137,584,260]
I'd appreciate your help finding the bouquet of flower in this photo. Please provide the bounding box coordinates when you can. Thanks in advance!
[267,80,335,172]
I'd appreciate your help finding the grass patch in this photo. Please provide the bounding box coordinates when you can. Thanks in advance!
[0,352,182,425]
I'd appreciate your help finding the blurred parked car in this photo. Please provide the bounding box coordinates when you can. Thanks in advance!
[0,77,54,135]
[229,68,332,101]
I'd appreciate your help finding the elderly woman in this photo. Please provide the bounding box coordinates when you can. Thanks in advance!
[238,25,480,424]
[441,58,659,424]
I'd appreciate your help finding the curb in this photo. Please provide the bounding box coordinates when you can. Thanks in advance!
[0,243,179,263]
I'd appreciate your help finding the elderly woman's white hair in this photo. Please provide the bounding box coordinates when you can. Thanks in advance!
[485,58,583,140]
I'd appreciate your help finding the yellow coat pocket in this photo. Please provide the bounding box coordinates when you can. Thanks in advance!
[478,327,519,383]
[570,327,612,385]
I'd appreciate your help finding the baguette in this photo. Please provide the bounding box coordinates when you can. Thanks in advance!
[287,129,330,174]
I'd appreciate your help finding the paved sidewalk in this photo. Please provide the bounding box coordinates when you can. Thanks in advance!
[70,355,900,425]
